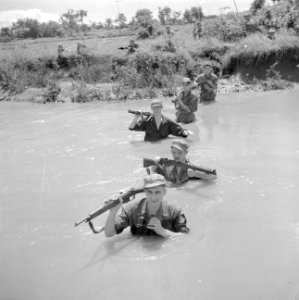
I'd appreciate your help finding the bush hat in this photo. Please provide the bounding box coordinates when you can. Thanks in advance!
[203,62,212,68]
[143,174,166,189]
[151,99,163,107]
[171,139,189,152]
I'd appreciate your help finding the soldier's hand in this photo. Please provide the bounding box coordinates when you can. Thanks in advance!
[182,130,189,138]
[147,217,166,236]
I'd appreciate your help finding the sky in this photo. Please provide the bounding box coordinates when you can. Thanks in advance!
[0,0,254,28]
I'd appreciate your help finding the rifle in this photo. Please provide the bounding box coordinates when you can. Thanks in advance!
[118,47,128,50]
[200,74,230,90]
[128,109,151,117]
[74,187,144,234]
[143,158,217,176]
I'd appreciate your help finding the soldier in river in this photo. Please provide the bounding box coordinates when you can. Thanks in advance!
[104,173,189,238]
[150,140,217,184]
[118,39,139,55]
[195,62,218,103]
[173,77,198,124]
[129,99,189,141]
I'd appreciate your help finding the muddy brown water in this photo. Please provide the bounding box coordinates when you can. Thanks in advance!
[1,90,299,300]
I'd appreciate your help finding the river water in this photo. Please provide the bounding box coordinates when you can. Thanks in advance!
[1,90,299,300]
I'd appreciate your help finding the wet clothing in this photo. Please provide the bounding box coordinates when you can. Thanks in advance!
[175,89,198,123]
[130,114,187,142]
[155,161,189,184]
[195,73,218,103]
[115,198,189,235]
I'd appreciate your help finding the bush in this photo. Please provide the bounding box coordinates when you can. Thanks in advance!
[222,31,299,73]
[137,28,150,39]
[262,62,293,90]
[203,13,247,41]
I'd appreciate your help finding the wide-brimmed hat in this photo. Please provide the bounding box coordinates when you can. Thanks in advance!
[143,174,166,189]
[171,139,189,152]
[151,99,163,108]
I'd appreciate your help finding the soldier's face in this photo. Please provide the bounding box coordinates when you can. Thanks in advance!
[171,147,187,162]
[203,66,212,74]
[151,105,162,114]
[145,185,166,205]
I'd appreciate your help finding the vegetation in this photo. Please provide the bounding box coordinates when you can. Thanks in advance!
[1,0,299,102]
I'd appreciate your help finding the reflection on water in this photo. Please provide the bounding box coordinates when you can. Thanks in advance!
[1,90,299,300]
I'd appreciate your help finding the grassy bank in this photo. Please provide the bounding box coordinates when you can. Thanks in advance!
[1,25,299,102]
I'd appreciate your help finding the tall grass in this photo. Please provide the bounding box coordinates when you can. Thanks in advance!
[223,30,299,73]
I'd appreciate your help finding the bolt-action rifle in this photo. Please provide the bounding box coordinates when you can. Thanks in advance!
[128,109,151,117]
[74,188,144,234]
[143,158,217,176]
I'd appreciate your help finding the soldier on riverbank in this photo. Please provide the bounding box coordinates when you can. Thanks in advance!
[119,39,139,55]
[129,99,189,141]
[193,21,203,40]
[104,173,189,238]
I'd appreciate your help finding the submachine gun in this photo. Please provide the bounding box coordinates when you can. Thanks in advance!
[74,188,144,234]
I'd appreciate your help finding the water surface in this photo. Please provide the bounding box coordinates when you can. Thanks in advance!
[1,90,299,300]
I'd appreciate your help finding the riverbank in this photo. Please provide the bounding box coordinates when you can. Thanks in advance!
[0,27,298,103]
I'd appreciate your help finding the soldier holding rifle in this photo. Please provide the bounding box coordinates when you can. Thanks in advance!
[146,140,217,184]
[129,99,189,142]
[118,39,139,55]
[105,174,189,238]
[195,62,218,103]
[173,77,198,124]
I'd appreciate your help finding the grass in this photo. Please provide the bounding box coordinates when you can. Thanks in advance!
[1,25,299,100]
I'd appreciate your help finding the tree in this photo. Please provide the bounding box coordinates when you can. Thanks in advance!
[158,7,166,25]
[183,9,193,23]
[135,8,153,27]
[60,9,80,32]
[171,11,182,25]
[160,6,172,25]
[0,27,11,37]
[190,6,203,21]
[60,9,87,32]
[12,18,40,38]
[105,18,113,29]
[77,10,87,23]
[115,13,127,28]
[250,0,266,14]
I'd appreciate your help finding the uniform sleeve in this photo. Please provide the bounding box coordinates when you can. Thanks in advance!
[172,208,190,233]
[114,207,131,234]
[129,119,147,131]
[188,95,198,113]
[195,75,205,85]
[168,119,187,138]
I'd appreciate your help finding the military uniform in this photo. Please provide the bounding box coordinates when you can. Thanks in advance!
[115,198,189,235]
[130,114,188,141]
[175,89,198,123]
[195,73,218,103]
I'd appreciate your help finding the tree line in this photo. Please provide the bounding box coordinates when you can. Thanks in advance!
[0,6,206,39]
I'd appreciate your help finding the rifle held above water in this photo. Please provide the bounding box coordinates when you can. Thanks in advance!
[143,158,217,176]
[74,187,144,234]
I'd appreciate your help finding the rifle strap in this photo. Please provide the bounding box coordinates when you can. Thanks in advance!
[88,221,105,234]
